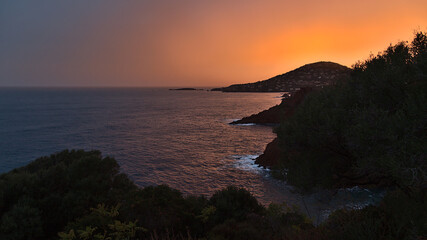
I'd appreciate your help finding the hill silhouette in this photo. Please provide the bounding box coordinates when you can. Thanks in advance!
[212,61,350,92]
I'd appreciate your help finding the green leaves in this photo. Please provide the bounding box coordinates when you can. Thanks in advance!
[59,204,146,240]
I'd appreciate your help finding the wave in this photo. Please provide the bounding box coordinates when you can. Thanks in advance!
[231,155,270,174]
[232,123,256,126]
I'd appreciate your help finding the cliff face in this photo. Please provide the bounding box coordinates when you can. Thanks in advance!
[212,62,350,92]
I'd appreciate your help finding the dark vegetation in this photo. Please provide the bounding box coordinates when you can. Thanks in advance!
[1,32,426,239]
[0,150,313,240]
[275,31,427,191]
[1,149,425,239]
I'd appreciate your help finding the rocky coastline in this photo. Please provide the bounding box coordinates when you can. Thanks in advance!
[232,87,314,169]
[226,62,394,189]
[232,86,393,188]
[224,62,350,174]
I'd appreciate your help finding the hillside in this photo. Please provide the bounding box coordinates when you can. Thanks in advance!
[212,61,350,92]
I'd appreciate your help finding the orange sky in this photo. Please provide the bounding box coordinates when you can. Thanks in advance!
[0,0,426,87]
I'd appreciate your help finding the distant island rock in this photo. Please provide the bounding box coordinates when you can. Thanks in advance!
[212,61,350,92]
[169,88,203,91]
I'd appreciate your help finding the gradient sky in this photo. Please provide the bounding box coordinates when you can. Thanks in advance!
[1,0,426,87]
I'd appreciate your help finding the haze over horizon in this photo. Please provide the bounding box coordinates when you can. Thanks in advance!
[1,0,426,87]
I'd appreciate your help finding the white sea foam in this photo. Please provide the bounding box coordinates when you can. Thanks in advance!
[233,123,256,126]
[226,119,240,122]
[231,155,270,174]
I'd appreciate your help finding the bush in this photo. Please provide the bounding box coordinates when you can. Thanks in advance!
[276,32,427,190]
[208,186,264,224]
[0,149,136,240]
[319,189,426,240]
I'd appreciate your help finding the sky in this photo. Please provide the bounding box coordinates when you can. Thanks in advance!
[0,0,426,87]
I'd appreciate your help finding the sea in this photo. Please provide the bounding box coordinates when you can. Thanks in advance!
[0,87,384,222]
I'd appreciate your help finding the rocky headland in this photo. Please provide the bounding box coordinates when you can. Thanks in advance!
[231,87,314,126]
[231,87,315,167]
[228,62,350,171]
[234,86,393,188]
[212,61,350,92]
[227,61,394,188]
[239,87,315,168]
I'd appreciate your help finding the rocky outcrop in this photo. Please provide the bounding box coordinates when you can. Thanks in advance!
[212,62,350,92]
[231,87,314,125]
[229,88,315,167]
[231,104,282,125]
[253,88,314,168]
[255,138,280,167]
[226,62,349,171]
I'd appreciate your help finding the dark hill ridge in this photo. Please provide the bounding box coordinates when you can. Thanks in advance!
[212,61,350,92]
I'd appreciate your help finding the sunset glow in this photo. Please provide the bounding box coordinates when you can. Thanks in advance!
[1,0,426,87]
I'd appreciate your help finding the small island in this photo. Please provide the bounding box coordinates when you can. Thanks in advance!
[169,88,204,91]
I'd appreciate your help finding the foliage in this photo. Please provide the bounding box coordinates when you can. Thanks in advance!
[1,148,425,239]
[316,189,427,240]
[0,150,317,239]
[0,149,136,240]
[275,31,427,191]
[119,184,208,238]
[208,186,264,224]
[59,204,145,240]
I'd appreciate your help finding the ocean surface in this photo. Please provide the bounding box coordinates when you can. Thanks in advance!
[0,87,384,222]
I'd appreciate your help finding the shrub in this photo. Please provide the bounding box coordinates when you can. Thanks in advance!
[276,32,427,190]
[208,186,264,224]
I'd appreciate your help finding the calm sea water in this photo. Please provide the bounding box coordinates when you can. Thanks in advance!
[0,87,383,222]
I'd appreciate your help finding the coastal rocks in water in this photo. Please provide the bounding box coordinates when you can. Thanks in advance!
[212,61,350,92]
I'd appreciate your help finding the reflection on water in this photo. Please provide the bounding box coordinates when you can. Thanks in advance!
[0,88,385,222]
